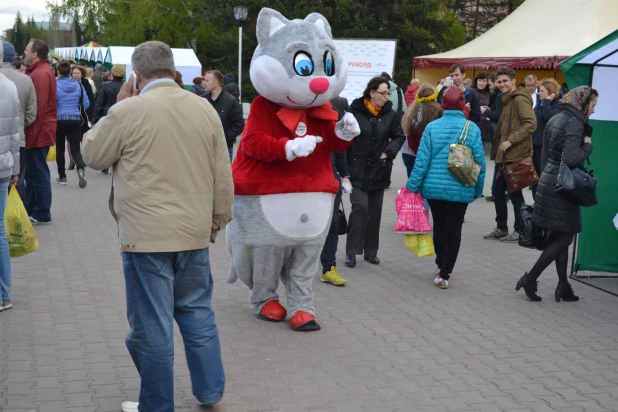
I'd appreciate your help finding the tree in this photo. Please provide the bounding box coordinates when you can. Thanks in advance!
[12,12,27,54]
[48,0,467,98]
[73,11,84,45]
[446,0,524,40]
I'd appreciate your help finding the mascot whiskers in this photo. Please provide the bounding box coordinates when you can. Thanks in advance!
[226,7,360,331]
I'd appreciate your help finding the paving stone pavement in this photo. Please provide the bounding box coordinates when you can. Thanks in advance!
[1,156,618,412]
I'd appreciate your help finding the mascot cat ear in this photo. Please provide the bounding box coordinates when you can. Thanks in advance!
[256,8,290,46]
[304,13,333,39]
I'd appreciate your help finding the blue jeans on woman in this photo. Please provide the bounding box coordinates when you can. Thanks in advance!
[0,178,11,303]
[122,248,225,411]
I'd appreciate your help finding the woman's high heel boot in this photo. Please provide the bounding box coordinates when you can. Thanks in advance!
[515,273,542,301]
[555,282,579,302]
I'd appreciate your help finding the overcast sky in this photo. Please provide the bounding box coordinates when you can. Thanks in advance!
[0,1,57,46]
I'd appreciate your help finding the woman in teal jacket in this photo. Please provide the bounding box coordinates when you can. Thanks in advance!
[406,87,486,289]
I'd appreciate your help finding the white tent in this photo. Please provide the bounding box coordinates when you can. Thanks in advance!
[101,46,201,86]
[413,0,618,84]
[52,46,202,86]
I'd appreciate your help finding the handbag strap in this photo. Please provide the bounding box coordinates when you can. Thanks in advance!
[457,120,471,145]
[78,82,84,107]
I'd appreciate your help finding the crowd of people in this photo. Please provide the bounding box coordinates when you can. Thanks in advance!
[0,35,598,412]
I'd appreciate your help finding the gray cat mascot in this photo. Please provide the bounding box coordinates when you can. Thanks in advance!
[227,8,360,331]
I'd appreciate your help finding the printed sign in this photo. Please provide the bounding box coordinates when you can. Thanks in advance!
[333,39,398,103]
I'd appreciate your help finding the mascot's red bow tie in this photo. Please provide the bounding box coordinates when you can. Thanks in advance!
[277,102,339,135]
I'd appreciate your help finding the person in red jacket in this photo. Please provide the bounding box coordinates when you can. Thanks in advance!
[23,39,56,224]
[404,78,420,107]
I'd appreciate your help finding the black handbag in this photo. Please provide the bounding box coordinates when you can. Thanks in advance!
[555,154,597,207]
[519,204,552,250]
[337,200,347,235]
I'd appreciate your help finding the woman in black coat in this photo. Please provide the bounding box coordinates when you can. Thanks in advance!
[516,86,598,302]
[344,76,406,268]
[531,78,562,199]
[91,64,126,174]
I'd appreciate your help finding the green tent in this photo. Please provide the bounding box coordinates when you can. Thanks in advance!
[561,29,618,275]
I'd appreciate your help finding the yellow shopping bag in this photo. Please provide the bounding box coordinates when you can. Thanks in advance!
[404,233,435,257]
[4,186,38,258]
[46,146,56,162]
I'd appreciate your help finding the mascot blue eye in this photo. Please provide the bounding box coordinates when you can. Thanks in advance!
[324,51,335,76]
[294,52,314,76]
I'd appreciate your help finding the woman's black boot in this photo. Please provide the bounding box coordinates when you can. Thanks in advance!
[555,282,579,302]
[515,273,542,301]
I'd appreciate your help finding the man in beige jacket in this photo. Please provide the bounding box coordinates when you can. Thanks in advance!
[82,41,233,412]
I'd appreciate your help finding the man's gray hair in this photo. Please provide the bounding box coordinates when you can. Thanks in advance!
[131,41,176,79]
[95,63,102,69]
[525,74,538,82]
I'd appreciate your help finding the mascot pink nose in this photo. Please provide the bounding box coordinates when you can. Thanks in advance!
[309,78,330,95]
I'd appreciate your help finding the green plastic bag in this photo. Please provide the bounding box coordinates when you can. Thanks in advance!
[4,185,38,258]
[404,233,435,257]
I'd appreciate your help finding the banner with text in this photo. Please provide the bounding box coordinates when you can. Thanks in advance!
[333,39,398,103]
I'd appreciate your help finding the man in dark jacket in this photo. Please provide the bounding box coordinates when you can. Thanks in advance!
[222,73,240,100]
[484,67,537,243]
[481,73,504,201]
[201,70,244,162]
[438,63,481,124]
[23,39,56,224]
[320,96,351,287]
[92,63,103,92]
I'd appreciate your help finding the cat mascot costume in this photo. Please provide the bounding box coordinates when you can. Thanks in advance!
[227,8,360,331]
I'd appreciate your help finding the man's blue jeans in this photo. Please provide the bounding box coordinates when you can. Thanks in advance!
[25,147,52,222]
[228,147,233,164]
[0,178,11,302]
[122,248,225,411]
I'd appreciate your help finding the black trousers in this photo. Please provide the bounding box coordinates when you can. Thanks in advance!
[56,120,86,178]
[494,167,525,233]
[428,200,468,280]
[531,145,543,200]
[346,188,385,258]
[320,177,342,271]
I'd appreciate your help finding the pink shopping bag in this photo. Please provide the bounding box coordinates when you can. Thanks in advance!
[394,187,432,233]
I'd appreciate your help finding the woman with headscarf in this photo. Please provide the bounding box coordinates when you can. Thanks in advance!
[406,87,486,289]
[400,83,442,177]
[516,86,598,302]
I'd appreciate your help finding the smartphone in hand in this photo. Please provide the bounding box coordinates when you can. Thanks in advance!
[132,70,137,92]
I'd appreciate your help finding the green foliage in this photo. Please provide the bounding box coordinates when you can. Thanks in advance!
[4,11,49,56]
[47,0,470,100]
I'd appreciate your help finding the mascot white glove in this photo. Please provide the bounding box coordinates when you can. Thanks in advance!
[335,112,361,141]
[285,135,323,161]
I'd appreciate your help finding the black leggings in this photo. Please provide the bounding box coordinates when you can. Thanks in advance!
[56,120,86,178]
[527,232,574,283]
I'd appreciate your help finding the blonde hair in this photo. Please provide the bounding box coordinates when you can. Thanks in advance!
[111,64,126,79]
[402,83,442,137]
[539,78,560,99]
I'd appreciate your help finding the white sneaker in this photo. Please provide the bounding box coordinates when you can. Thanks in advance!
[121,401,139,412]
[434,276,448,289]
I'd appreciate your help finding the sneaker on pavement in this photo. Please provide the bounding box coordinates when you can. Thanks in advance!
[483,228,507,239]
[321,266,346,286]
[2,301,12,310]
[77,169,87,189]
[500,232,520,243]
[434,276,448,289]
[55,177,67,185]
[29,216,52,225]
[121,401,138,412]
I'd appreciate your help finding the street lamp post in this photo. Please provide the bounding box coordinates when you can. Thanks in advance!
[234,6,248,102]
